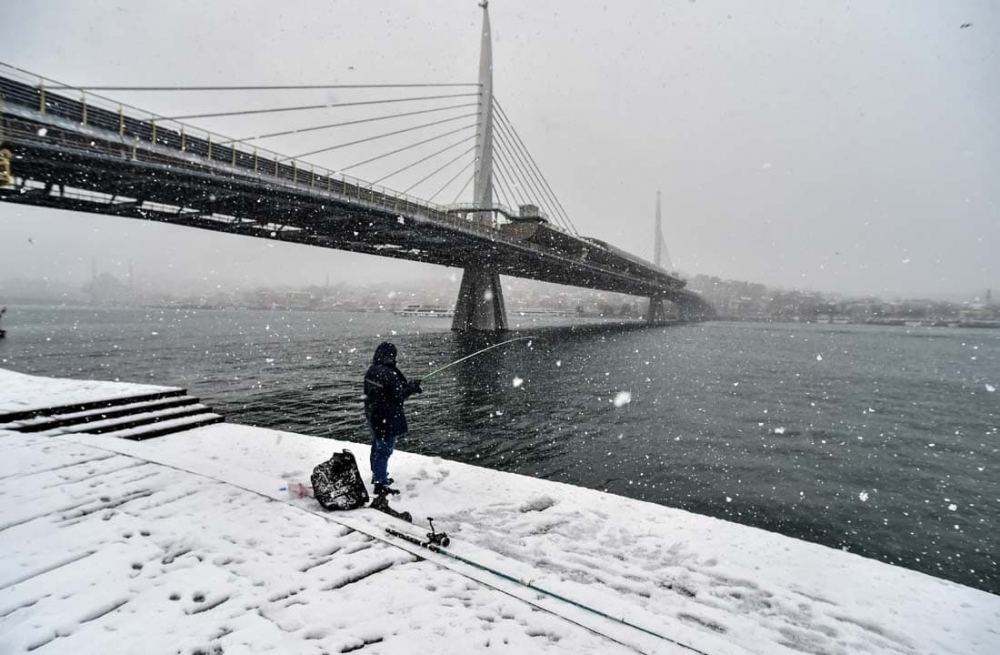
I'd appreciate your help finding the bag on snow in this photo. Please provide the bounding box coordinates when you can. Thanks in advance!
[311,449,369,511]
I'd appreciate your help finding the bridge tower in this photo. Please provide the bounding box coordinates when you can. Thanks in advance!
[452,1,508,332]
[647,190,668,322]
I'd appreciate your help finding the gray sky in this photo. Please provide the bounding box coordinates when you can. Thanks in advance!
[1,0,997,298]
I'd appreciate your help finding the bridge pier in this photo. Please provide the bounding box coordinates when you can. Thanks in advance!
[646,294,667,323]
[452,267,507,331]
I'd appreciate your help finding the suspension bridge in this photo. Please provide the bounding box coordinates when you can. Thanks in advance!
[0,3,712,331]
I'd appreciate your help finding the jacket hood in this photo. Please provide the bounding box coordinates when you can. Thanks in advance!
[372,341,397,366]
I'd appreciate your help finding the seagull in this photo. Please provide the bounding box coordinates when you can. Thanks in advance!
[960,23,972,28]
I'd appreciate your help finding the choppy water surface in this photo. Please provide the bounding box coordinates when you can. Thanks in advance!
[2,306,997,593]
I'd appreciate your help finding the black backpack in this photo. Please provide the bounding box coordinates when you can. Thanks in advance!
[311,449,369,510]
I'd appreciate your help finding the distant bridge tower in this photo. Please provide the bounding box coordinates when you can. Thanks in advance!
[647,190,668,322]
[452,1,508,332]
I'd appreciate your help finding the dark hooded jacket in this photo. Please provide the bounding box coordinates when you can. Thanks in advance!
[363,342,420,439]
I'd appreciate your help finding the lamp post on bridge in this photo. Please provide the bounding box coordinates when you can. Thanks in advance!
[451,0,508,332]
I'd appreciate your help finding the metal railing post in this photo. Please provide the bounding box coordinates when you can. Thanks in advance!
[118,104,124,136]
[38,79,45,114]
[180,125,186,150]
[207,134,212,160]
[151,119,156,144]
[253,147,258,172]
[81,91,87,125]
[292,160,297,183]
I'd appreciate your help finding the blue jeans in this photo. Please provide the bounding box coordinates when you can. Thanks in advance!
[370,432,399,485]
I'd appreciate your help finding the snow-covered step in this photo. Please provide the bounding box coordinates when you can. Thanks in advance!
[0,388,188,424]
[7,396,202,432]
[98,412,224,441]
[48,404,212,435]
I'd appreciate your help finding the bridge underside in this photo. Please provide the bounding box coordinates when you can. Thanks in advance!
[0,93,712,323]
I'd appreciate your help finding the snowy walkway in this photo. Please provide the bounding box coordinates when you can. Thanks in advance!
[1,369,998,654]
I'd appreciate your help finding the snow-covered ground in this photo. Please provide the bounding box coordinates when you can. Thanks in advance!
[0,368,179,415]
[1,370,999,654]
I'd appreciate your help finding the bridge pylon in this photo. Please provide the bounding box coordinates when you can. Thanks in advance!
[646,191,669,323]
[452,0,507,331]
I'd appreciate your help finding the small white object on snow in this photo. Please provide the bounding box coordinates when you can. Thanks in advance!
[859,491,870,502]
[986,384,996,393]
[816,354,823,361]
[512,377,524,388]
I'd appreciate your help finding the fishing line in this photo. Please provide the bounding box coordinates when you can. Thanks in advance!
[423,336,535,380]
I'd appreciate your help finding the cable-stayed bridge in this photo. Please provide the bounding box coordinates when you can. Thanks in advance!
[0,4,711,331]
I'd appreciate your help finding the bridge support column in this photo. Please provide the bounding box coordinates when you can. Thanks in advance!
[452,267,507,332]
[647,294,667,323]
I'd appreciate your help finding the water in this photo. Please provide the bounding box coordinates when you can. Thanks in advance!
[2,306,997,594]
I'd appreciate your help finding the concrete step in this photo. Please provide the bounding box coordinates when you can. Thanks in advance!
[49,404,211,435]
[0,388,187,424]
[99,413,224,441]
[8,396,202,432]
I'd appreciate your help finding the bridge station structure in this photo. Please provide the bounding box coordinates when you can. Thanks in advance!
[0,4,711,331]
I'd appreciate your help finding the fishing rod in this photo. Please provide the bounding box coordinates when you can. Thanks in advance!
[422,336,535,380]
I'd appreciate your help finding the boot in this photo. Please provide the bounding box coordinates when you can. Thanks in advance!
[373,482,399,497]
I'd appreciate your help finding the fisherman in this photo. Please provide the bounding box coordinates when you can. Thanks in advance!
[363,342,422,496]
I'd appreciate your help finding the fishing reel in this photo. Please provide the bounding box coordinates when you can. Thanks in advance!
[426,518,450,548]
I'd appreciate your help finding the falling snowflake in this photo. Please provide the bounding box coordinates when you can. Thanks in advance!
[613,391,632,407]
[556,360,562,367]
[816,354,823,362]
[37,127,48,137]
[987,384,996,393]
[773,427,786,435]
[859,491,869,502]
[948,503,957,511]
[512,377,524,388]
[725,496,733,503]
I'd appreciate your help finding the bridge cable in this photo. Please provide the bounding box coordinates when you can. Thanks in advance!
[451,171,476,204]
[64,82,479,91]
[492,112,571,233]
[164,92,479,121]
[494,100,579,234]
[372,135,476,185]
[339,124,477,172]
[494,136,570,232]
[286,112,477,160]
[493,99,576,231]
[492,105,576,234]
[493,148,573,232]
[491,151,527,208]
[224,102,478,144]
[493,132,567,231]
[492,127,563,227]
[491,154,528,218]
[488,163,517,212]
[427,157,476,203]
[403,146,478,194]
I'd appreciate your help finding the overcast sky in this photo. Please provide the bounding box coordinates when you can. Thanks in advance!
[1,0,996,299]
